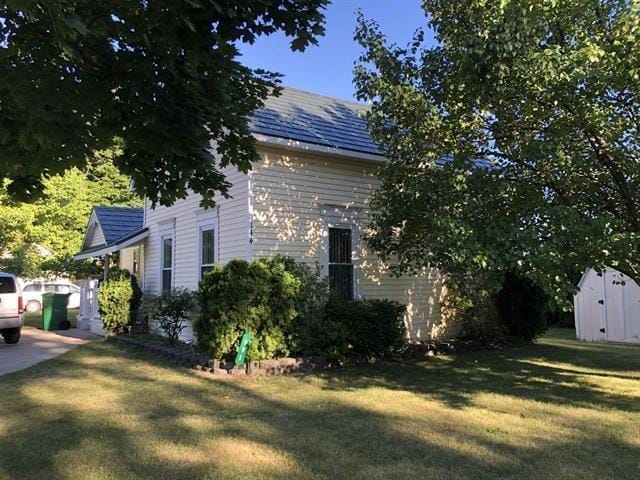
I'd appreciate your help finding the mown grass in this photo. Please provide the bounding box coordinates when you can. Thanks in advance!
[0,329,638,480]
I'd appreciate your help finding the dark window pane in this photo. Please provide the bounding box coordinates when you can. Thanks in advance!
[23,284,41,292]
[44,284,56,292]
[0,278,16,294]
[132,248,139,274]
[162,238,172,268]
[201,229,215,266]
[329,228,352,264]
[162,269,172,292]
[329,265,354,301]
[328,227,354,300]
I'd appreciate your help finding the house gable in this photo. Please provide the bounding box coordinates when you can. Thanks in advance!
[82,211,106,249]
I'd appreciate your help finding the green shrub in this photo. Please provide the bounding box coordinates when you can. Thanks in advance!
[147,288,194,344]
[275,257,330,350]
[494,271,548,342]
[195,257,302,360]
[441,276,505,342]
[313,298,407,362]
[98,268,142,334]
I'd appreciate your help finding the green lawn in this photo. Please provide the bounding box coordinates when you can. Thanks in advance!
[0,329,638,480]
[23,308,79,329]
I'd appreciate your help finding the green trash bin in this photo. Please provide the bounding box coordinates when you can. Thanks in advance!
[42,292,71,331]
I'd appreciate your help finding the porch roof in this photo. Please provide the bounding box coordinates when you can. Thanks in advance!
[74,227,148,261]
[74,206,147,261]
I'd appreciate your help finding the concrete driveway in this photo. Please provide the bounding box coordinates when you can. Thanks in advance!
[0,327,100,376]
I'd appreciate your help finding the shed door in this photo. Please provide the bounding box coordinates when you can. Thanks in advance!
[576,270,606,341]
[604,269,627,342]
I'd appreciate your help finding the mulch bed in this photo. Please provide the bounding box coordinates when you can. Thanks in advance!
[109,335,519,377]
[108,335,331,376]
[403,337,520,359]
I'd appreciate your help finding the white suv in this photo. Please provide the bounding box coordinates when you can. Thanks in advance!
[22,281,81,312]
[0,273,24,344]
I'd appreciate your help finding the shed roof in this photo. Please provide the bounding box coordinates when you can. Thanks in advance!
[250,87,381,157]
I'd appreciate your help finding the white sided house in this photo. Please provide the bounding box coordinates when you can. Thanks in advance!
[74,88,445,340]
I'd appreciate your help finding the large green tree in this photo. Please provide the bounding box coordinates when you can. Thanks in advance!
[354,0,640,305]
[0,0,327,206]
[0,149,141,278]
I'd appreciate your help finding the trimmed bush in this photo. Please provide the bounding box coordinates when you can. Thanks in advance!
[313,298,407,362]
[494,271,548,342]
[441,275,505,342]
[147,288,194,344]
[275,257,330,350]
[195,257,302,360]
[98,268,142,334]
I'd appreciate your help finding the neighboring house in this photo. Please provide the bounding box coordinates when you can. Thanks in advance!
[74,87,445,340]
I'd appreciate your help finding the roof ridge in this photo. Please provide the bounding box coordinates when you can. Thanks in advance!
[280,86,369,110]
[94,205,142,210]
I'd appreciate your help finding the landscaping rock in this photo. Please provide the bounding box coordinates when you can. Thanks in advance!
[110,335,335,378]
[258,359,280,370]
[278,357,299,367]
[220,361,236,371]
[228,366,246,376]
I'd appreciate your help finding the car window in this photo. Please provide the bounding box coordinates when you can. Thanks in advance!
[0,277,17,294]
[23,284,42,292]
[56,285,71,294]
[70,285,81,293]
[44,284,57,292]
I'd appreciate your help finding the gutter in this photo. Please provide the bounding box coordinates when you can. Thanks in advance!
[252,133,387,164]
[73,228,150,261]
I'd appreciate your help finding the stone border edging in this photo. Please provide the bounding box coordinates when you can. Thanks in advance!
[108,335,332,376]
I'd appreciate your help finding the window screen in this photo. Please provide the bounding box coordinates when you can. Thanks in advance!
[328,227,354,301]
[200,228,215,278]
[162,237,173,291]
[132,247,139,275]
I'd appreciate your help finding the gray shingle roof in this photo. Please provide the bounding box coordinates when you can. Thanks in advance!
[93,206,144,244]
[250,87,381,156]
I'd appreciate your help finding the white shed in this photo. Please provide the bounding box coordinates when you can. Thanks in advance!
[574,267,640,344]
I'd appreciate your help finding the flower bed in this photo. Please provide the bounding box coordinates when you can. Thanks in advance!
[108,335,332,376]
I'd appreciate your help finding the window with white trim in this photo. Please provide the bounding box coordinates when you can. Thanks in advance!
[200,227,215,278]
[328,227,354,300]
[132,246,139,275]
[161,236,173,291]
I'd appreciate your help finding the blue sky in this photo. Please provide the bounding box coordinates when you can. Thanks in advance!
[237,0,434,101]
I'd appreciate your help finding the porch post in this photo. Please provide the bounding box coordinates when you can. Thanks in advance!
[103,253,110,281]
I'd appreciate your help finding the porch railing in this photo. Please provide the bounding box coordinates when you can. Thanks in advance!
[77,279,105,336]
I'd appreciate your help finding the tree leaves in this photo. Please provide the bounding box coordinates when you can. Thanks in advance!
[0,0,327,207]
[355,0,640,308]
[0,149,141,278]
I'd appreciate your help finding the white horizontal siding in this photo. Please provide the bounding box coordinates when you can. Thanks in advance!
[251,147,445,340]
[119,244,144,288]
[143,166,249,295]
[86,218,105,247]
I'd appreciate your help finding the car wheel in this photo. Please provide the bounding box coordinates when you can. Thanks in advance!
[25,301,41,313]
[2,327,21,344]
